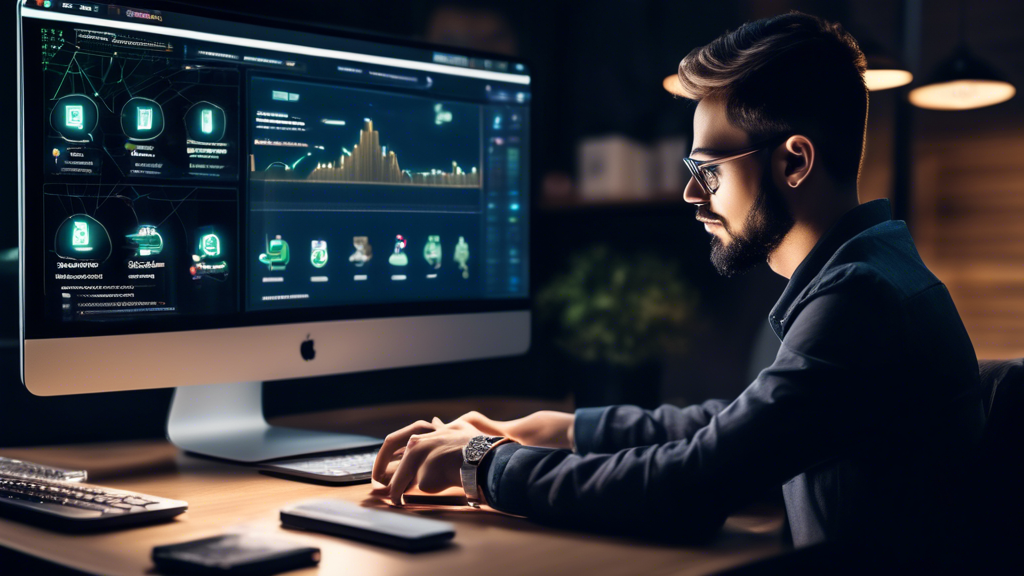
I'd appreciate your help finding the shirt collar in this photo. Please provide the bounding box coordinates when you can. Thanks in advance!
[768,199,893,338]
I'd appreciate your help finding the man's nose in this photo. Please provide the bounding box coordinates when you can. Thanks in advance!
[683,175,709,205]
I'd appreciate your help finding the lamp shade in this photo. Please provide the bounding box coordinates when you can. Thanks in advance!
[864,51,913,91]
[909,47,1016,110]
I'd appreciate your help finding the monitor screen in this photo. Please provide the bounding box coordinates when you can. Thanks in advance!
[19,0,530,341]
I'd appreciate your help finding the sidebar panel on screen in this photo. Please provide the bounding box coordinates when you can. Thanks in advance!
[39,22,241,322]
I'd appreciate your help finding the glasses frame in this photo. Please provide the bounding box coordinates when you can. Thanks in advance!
[683,134,791,196]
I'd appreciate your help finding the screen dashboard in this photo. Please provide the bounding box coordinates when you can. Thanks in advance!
[19,0,530,340]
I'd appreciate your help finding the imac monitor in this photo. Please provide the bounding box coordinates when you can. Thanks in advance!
[17,0,531,461]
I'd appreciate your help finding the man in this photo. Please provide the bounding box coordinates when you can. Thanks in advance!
[371,12,985,553]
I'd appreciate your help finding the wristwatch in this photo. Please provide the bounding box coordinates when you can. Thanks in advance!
[461,435,510,508]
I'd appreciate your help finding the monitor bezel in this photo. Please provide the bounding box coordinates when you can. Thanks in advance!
[18,0,535,394]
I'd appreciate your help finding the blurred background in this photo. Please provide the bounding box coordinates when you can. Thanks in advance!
[1,0,1022,446]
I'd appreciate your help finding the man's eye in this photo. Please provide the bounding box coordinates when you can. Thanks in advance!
[702,166,720,188]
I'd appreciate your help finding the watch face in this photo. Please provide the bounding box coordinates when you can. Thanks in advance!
[465,435,502,463]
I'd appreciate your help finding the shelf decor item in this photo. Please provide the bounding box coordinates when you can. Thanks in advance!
[537,245,698,407]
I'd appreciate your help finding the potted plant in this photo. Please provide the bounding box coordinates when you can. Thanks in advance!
[537,245,697,408]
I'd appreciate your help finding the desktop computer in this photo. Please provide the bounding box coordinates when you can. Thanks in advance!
[17,0,531,463]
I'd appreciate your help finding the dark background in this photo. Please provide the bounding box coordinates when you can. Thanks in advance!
[2,0,1022,447]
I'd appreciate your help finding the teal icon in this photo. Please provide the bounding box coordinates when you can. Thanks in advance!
[434,103,452,125]
[454,236,470,279]
[120,97,164,141]
[55,214,112,261]
[423,235,442,269]
[191,227,228,280]
[137,107,154,131]
[201,109,214,134]
[388,235,408,267]
[126,225,163,256]
[72,220,91,252]
[200,233,221,258]
[259,235,290,270]
[185,101,226,142]
[51,94,99,141]
[311,240,328,268]
[65,105,84,130]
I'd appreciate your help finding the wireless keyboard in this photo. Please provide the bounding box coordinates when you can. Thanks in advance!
[0,472,187,532]
[258,450,378,485]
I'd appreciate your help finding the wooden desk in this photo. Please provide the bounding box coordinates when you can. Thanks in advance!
[0,398,786,576]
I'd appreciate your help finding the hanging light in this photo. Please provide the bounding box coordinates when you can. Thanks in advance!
[864,51,913,92]
[909,47,1015,110]
[909,1,1015,110]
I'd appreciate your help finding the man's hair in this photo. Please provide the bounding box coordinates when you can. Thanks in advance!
[677,12,868,186]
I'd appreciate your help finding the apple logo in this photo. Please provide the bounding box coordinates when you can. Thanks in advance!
[300,334,315,361]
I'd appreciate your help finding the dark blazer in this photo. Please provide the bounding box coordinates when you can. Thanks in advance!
[479,200,986,550]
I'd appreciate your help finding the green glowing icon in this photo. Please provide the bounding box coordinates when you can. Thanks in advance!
[201,109,214,134]
[388,235,408,267]
[137,107,153,131]
[311,240,328,268]
[72,220,92,252]
[65,105,84,130]
[423,235,442,269]
[259,235,290,270]
[200,233,221,258]
[126,225,163,256]
[454,236,470,279]
[434,103,452,125]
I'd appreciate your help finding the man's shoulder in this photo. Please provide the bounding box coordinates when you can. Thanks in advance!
[815,220,942,302]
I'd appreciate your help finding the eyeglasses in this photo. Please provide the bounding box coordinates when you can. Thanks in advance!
[683,134,791,195]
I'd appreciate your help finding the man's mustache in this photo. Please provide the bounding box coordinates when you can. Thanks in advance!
[696,207,724,224]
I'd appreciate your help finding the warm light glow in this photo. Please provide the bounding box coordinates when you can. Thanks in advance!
[663,74,686,97]
[864,69,913,91]
[909,79,1016,110]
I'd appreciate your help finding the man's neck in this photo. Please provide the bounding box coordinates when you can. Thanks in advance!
[767,192,860,279]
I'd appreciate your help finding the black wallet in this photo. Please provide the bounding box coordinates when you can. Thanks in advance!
[152,533,320,575]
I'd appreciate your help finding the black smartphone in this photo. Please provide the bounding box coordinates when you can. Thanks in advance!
[280,499,455,552]
[152,533,320,575]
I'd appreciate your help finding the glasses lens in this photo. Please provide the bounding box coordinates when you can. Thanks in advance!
[700,166,719,192]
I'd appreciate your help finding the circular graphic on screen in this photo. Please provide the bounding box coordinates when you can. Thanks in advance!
[184,101,226,142]
[49,94,99,143]
[120,97,165,141]
[54,214,112,262]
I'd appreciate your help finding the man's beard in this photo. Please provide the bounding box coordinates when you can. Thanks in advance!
[707,171,794,277]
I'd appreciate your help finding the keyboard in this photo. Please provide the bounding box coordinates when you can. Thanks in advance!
[0,472,187,532]
[258,450,378,485]
[0,456,87,483]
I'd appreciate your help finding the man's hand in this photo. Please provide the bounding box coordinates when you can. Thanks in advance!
[370,418,482,507]
[370,410,576,507]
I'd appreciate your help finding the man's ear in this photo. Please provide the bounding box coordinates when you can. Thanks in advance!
[779,135,814,189]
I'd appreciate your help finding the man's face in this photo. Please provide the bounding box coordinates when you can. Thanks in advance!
[684,96,794,276]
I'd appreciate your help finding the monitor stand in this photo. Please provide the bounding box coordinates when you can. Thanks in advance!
[167,381,382,463]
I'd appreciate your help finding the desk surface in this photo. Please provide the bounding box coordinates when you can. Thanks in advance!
[0,398,785,576]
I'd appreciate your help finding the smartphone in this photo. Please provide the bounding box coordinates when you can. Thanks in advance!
[280,499,455,552]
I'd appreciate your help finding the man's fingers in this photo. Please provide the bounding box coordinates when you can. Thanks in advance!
[389,435,432,507]
[371,420,435,483]
[432,417,444,426]
[372,458,402,488]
